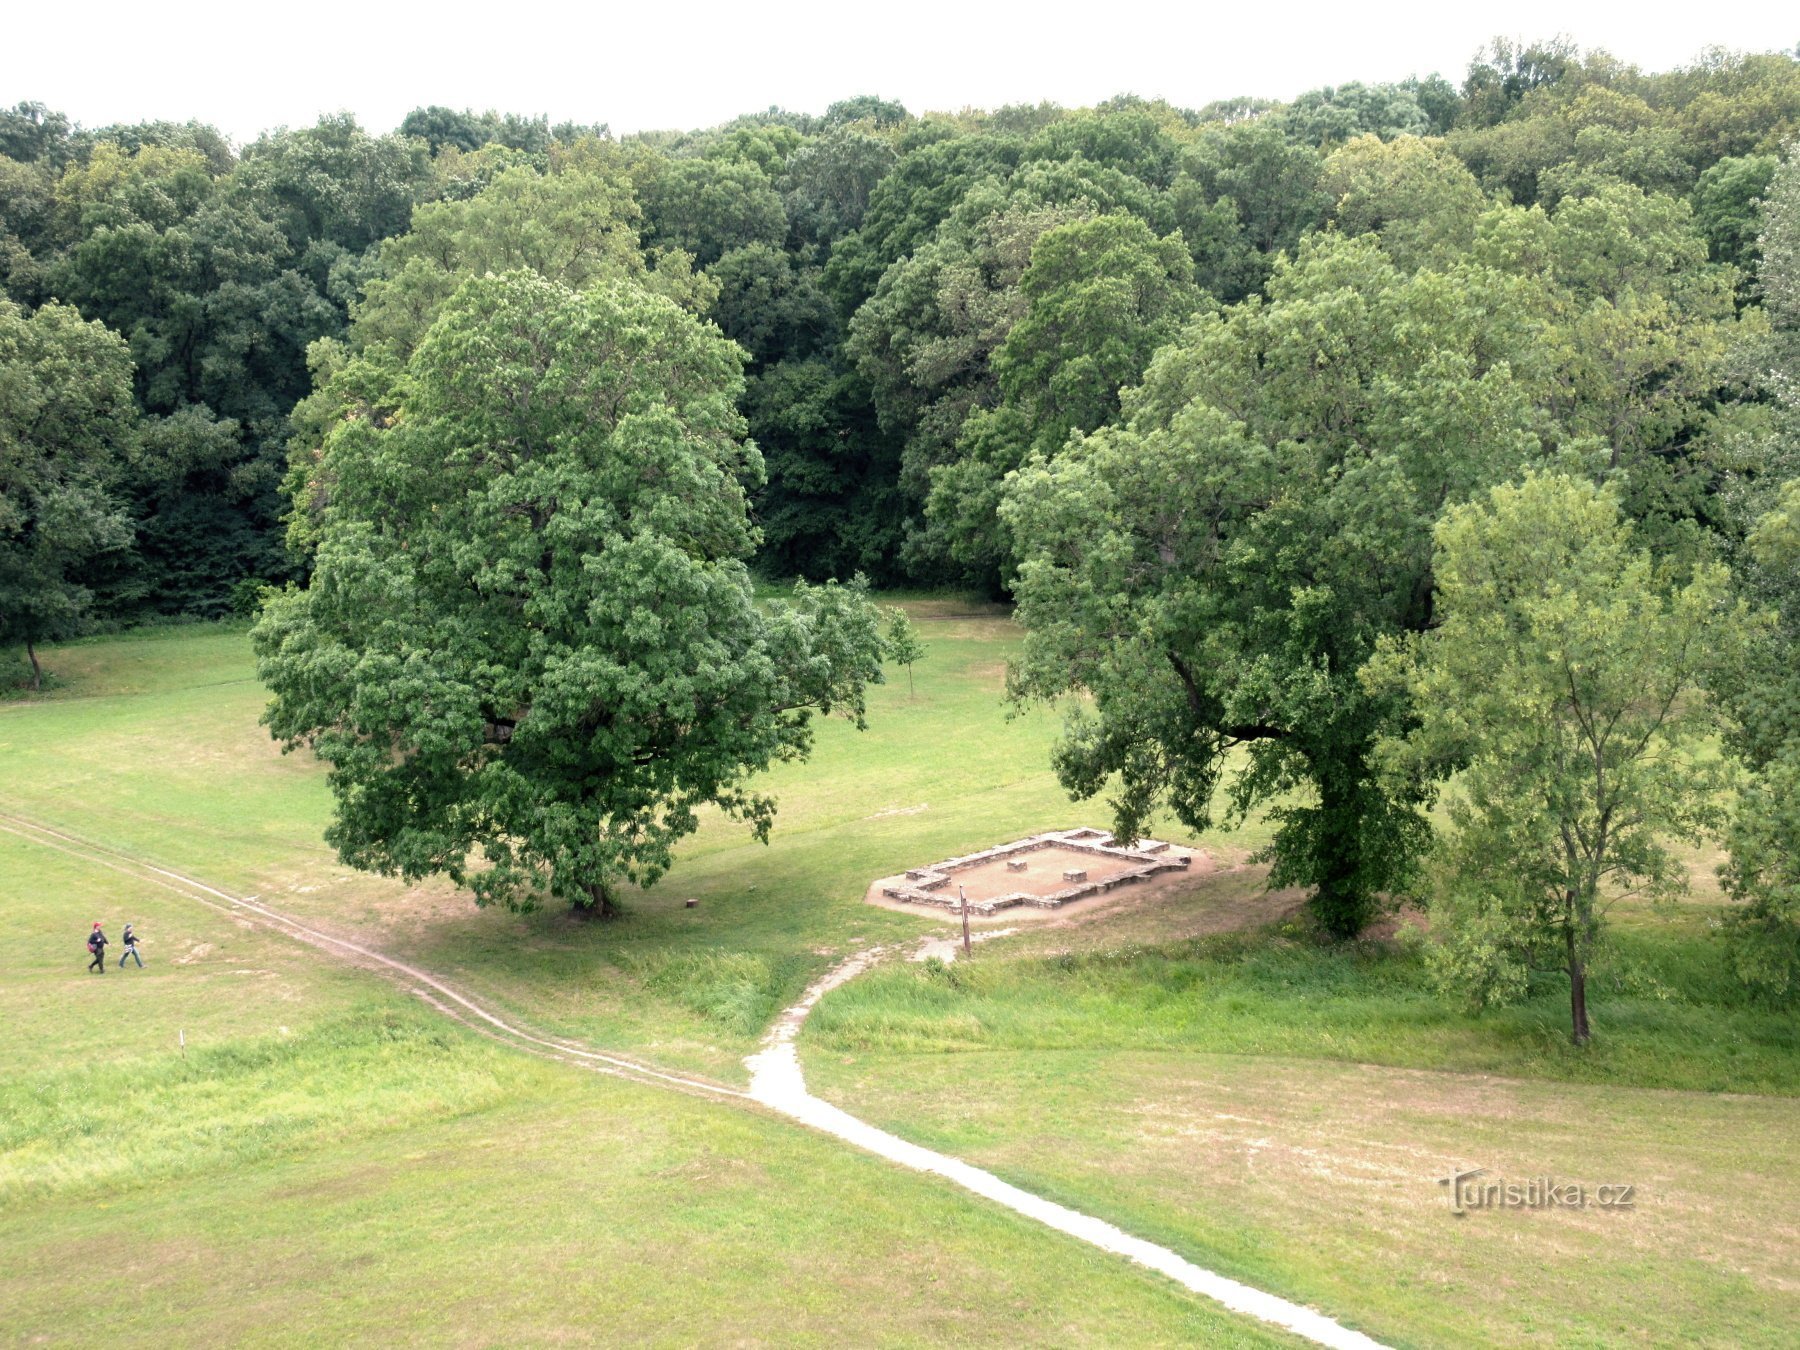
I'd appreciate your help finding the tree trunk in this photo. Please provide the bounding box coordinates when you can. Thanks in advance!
[25,639,41,692]
[578,879,622,919]
[1566,914,1591,1046]
[1309,770,1373,940]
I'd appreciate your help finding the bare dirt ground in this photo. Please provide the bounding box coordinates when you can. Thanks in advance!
[956,842,1168,902]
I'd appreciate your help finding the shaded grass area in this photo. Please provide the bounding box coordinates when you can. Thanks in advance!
[4,620,1788,1093]
[1,611,1197,1080]
[806,1048,1800,1350]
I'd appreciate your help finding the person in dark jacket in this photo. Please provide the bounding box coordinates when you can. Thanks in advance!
[86,923,109,973]
[118,922,143,968]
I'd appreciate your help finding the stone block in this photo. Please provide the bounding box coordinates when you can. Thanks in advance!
[1007,859,1028,872]
[1062,869,1087,882]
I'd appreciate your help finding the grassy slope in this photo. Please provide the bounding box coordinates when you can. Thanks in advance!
[0,610,1259,1082]
[0,831,1288,1346]
[7,618,1799,1346]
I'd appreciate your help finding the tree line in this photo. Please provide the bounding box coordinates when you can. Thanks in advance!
[7,38,1800,1038]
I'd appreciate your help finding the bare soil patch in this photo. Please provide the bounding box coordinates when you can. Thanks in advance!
[953,844,1159,902]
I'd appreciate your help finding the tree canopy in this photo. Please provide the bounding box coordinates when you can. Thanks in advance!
[0,300,137,686]
[1371,473,1737,1043]
[254,271,882,911]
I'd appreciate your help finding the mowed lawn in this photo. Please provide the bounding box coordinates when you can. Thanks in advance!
[805,1046,1800,1349]
[0,822,1292,1345]
[802,885,1800,1346]
[1,609,1170,1080]
[7,617,1800,1346]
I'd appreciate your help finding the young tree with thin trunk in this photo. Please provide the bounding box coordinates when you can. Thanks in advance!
[1371,473,1739,1044]
[883,606,925,696]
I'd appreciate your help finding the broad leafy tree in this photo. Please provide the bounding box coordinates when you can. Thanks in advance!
[636,156,787,268]
[256,271,883,913]
[0,301,137,687]
[1001,233,1558,936]
[923,212,1199,586]
[1168,120,1327,304]
[1372,474,1737,1043]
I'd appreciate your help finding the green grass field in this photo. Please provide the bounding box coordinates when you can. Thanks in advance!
[0,769,1289,1345]
[4,614,1796,1346]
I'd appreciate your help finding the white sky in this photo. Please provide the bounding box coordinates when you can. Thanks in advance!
[4,1,1796,145]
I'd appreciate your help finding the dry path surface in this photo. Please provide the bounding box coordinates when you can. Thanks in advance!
[746,944,1386,1350]
[3,807,1385,1350]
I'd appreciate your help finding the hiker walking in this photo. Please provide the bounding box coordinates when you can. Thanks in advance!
[118,922,143,969]
[86,923,109,973]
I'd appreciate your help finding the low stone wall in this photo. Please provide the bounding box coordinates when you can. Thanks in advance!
[881,828,1193,913]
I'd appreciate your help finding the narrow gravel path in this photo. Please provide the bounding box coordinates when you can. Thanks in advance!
[746,948,1386,1350]
[6,808,1385,1348]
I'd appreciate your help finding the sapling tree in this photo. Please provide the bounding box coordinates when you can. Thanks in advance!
[1371,473,1739,1043]
[884,606,926,695]
[255,270,883,914]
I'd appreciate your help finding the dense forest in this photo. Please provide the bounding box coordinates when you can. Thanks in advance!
[8,37,1800,1021]
[4,39,1795,615]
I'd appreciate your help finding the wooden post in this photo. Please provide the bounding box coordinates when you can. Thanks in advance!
[959,884,971,958]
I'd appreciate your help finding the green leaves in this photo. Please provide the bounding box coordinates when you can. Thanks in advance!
[1374,473,1741,1039]
[882,606,925,695]
[254,271,882,912]
[0,300,139,682]
[1003,229,1603,936]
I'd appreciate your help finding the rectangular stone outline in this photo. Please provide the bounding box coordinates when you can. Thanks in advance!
[881,828,1191,914]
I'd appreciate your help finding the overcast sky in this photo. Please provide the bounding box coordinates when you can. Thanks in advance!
[5,1,1796,144]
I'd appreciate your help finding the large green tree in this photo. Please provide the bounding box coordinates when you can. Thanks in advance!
[1372,474,1737,1044]
[1001,233,1562,936]
[1714,143,1800,1001]
[256,271,882,913]
[0,300,138,687]
[923,211,1199,586]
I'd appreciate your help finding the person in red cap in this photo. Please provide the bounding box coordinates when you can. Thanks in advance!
[86,922,109,973]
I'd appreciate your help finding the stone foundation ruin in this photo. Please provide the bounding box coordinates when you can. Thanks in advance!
[880,828,1193,915]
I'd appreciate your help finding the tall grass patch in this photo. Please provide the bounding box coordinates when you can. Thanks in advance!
[809,925,1800,1093]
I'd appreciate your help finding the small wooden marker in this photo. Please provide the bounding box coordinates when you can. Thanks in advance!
[959,884,971,957]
